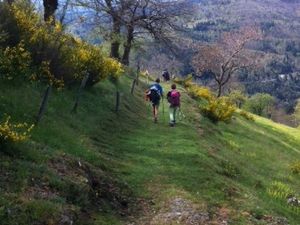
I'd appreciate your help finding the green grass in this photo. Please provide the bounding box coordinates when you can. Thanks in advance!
[1,77,300,224]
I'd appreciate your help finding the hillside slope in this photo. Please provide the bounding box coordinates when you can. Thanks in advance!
[0,76,300,225]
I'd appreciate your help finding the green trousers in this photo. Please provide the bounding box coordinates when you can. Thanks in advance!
[169,106,178,124]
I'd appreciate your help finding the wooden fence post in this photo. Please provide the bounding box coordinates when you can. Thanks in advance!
[131,79,136,95]
[71,73,90,113]
[36,85,52,124]
[130,59,141,95]
[115,91,120,113]
[136,59,140,86]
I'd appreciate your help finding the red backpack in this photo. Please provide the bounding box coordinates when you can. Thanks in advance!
[167,90,180,107]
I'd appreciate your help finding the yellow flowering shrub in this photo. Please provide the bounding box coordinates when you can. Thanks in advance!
[184,82,235,123]
[103,58,124,79]
[69,41,124,86]
[187,84,214,101]
[31,61,64,89]
[201,97,236,123]
[1,2,123,88]
[0,116,34,145]
[239,110,255,121]
[0,42,32,81]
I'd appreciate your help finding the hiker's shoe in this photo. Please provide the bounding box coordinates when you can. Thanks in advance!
[169,122,175,127]
[154,118,158,123]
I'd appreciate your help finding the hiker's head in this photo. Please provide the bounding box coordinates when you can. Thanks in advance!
[171,84,176,90]
[155,78,160,83]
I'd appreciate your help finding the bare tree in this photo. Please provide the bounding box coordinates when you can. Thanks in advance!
[74,0,125,59]
[121,0,192,65]
[74,0,192,65]
[192,27,262,97]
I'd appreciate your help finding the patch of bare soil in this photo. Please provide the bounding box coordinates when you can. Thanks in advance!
[129,197,232,225]
[23,184,59,200]
[150,198,210,225]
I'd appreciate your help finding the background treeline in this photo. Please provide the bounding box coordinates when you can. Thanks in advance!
[182,0,300,125]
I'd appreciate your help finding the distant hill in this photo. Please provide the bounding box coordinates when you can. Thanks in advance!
[187,0,300,111]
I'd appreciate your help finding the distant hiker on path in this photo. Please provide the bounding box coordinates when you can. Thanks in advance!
[162,69,170,82]
[167,84,181,127]
[146,78,164,123]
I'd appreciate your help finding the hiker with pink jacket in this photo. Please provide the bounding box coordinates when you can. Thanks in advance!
[167,84,181,127]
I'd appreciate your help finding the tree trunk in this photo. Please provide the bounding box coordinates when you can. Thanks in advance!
[6,0,14,5]
[135,59,140,86]
[43,0,58,23]
[122,25,134,66]
[217,83,223,97]
[110,18,121,60]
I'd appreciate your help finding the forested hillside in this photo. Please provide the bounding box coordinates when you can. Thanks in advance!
[189,0,300,114]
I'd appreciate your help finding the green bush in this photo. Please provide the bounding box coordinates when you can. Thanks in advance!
[243,93,275,117]
[289,161,300,174]
[0,2,20,47]
[228,90,247,108]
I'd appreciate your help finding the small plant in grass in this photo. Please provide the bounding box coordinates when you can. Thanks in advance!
[289,161,300,174]
[239,110,255,121]
[250,207,265,220]
[267,181,294,200]
[0,116,34,148]
[220,160,240,178]
[24,200,61,224]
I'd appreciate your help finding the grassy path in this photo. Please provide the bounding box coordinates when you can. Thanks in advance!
[109,82,300,224]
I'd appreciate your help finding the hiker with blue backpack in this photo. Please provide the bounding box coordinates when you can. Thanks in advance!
[167,84,181,127]
[146,78,164,123]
